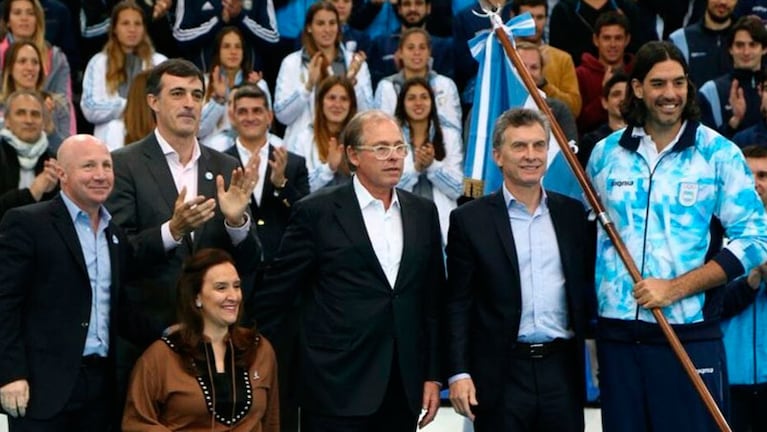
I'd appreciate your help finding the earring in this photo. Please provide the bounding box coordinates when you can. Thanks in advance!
[195,300,202,308]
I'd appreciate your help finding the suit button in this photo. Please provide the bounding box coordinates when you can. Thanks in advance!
[81,322,89,328]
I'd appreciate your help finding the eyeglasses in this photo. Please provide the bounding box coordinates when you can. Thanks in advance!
[356,144,409,160]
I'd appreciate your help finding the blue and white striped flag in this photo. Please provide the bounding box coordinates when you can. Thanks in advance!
[464,11,580,200]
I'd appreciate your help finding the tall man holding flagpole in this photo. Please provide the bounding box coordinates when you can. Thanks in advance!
[587,40,767,432]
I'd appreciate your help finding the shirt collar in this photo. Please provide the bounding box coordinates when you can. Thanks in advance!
[631,121,688,154]
[154,129,201,166]
[236,138,270,161]
[501,182,548,210]
[353,174,400,210]
[60,191,112,225]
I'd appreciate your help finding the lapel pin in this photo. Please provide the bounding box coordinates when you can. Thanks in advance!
[112,235,119,245]
[205,171,214,181]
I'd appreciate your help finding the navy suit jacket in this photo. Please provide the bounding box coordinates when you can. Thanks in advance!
[253,182,445,416]
[444,190,595,406]
[0,195,162,419]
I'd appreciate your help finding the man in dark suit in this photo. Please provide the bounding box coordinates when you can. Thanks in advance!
[106,58,262,330]
[0,135,162,431]
[225,84,310,262]
[253,110,445,432]
[225,84,309,432]
[446,108,594,432]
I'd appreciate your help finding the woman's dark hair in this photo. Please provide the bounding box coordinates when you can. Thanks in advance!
[175,248,258,372]
[314,75,357,162]
[621,41,700,127]
[394,76,445,161]
[205,26,252,101]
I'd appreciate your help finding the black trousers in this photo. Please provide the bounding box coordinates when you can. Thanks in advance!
[730,383,767,432]
[300,353,418,432]
[473,340,584,432]
[9,359,110,432]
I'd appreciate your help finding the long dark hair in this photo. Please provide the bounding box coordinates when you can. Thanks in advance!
[621,41,700,127]
[314,75,357,162]
[205,26,252,101]
[394,76,445,161]
[175,248,258,373]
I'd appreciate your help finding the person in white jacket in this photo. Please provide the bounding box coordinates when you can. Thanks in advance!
[395,76,463,243]
[198,26,271,150]
[81,1,166,150]
[375,27,462,135]
[286,75,357,192]
[274,1,373,147]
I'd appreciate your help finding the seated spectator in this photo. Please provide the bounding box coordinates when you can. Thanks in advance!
[367,0,454,86]
[122,248,279,432]
[0,0,75,136]
[511,0,582,117]
[0,89,57,219]
[81,0,167,150]
[579,71,628,167]
[699,15,767,138]
[669,0,736,88]
[733,68,767,148]
[331,0,372,54]
[198,26,272,150]
[576,11,633,136]
[123,69,155,145]
[287,76,357,192]
[395,76,463,243]
[172,0,279,72]
[274,1,373,148]
[0,41,69,150]
[375,27,461,132]
[549,0,648,67]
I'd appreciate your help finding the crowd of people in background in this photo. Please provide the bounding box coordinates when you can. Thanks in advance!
[1,0,767,431]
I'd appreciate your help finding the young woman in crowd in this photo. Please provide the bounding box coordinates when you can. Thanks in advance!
[122,248,279,432]
[198,26,271,149]
[287,75,357,192]
[375,27,461,134]
[0,41,69,150]
[395,77,463,242]
[274,1,372,147]
[0,0,74,135]
[81,0,166,149]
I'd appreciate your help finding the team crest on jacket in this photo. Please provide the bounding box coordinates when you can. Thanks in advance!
[678,182,698,207]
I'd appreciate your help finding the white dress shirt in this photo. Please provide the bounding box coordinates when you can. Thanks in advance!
[235,139,270,206]
[353,175,403,288]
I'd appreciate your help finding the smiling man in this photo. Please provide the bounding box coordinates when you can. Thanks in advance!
[445,108,593,432]
[576,11,633,136]
[587,40,767,432]
[0,90,59,219]
[699,15,767,137]
[0,135,164,432]
[253,110,445,432]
